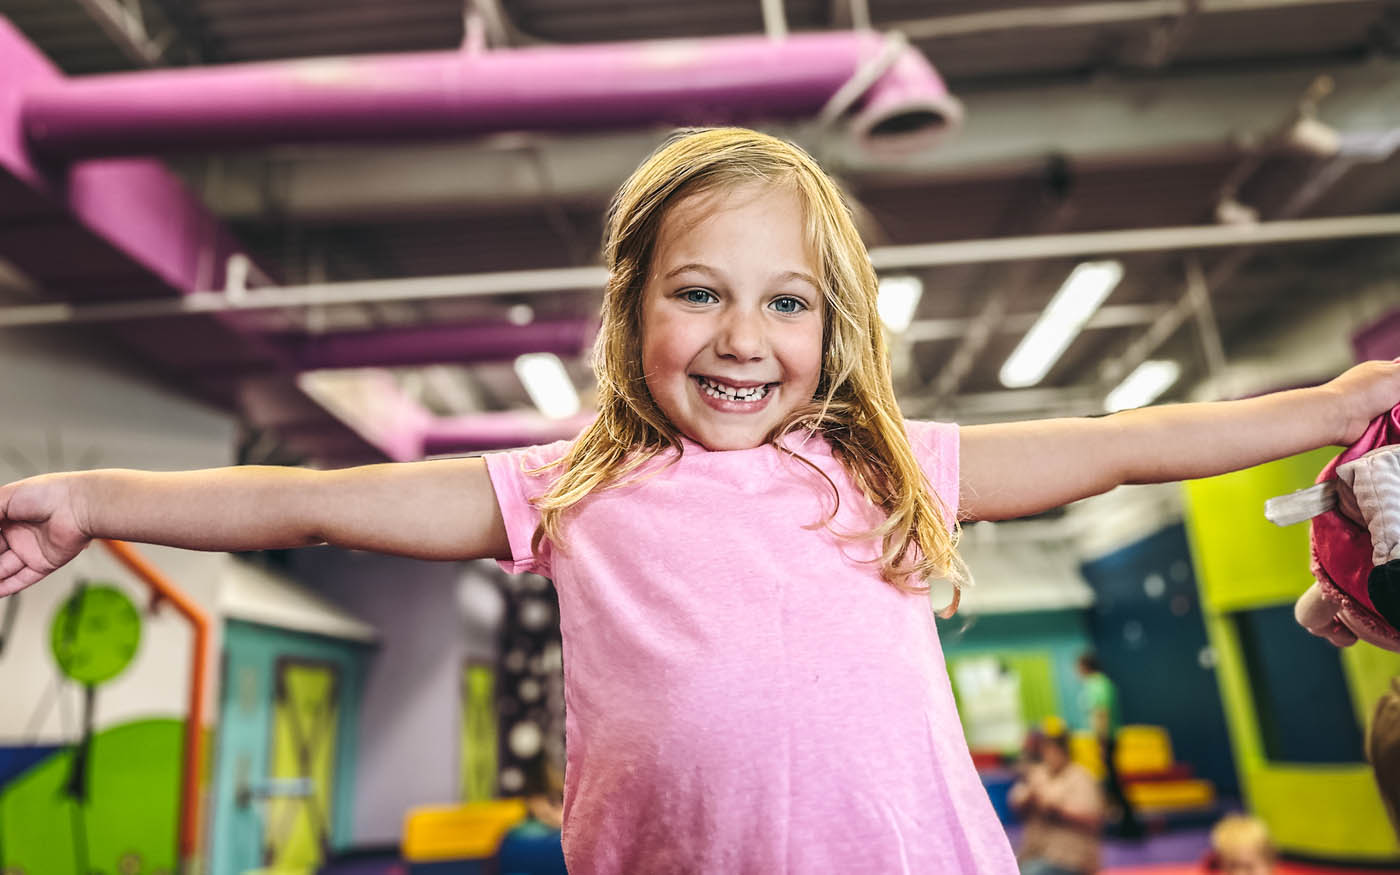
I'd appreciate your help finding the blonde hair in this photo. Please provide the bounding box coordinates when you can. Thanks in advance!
[532,128,967,612]
[1211,815,1274,862]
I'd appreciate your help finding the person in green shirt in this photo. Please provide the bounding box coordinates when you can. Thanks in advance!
[1077,652,1143,839]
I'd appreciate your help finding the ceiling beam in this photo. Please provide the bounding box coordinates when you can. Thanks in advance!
[870,213,1400,270]
[5,213,1400,327]
[189,57,1400,220]
[761,0,788,39]
[1099,110,1388,388]
[142,0,220,63]
[886,0,1385,41]
[829,0,871,30]
[71,0,168,66]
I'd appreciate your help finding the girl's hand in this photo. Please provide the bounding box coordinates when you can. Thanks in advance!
[0,474,92,597]
[1328,359,1400,446]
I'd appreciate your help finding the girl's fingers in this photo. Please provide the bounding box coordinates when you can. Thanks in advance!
[1293,584,1360,647]
[0,565,42,598]
[1320,622,1358,648]
[1294,583,1335,628]
[0,549,23,578]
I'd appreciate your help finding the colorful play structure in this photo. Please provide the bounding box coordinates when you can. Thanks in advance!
[8,449,1394,872]
[400,799,567,874]
[1,8,1398,866]
[1186,450,1400,861]
[952,445,1400,867]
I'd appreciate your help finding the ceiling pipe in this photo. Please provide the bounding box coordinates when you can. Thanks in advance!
[21,31,961,161]
[420,411,595,456]
[292,369,596,458]
[283,318,592,371]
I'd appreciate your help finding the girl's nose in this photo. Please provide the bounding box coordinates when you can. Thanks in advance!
[715,310,766,361]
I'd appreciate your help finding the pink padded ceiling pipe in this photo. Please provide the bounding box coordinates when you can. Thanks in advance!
[21,31,960,160]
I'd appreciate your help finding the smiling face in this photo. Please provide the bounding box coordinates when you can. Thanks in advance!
[640,183,825,451]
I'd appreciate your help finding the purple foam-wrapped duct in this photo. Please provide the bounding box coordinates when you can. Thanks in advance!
[21,31,959,160]
[2,19,961,459]
[421,411,595,456]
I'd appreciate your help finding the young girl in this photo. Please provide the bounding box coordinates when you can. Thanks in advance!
[2,128,1398,873]
[1207,814,1276,874]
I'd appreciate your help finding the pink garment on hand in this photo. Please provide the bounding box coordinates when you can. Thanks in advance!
[1303,402,1400,651]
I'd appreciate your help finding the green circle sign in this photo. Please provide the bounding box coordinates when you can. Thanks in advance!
[49,584,142,685]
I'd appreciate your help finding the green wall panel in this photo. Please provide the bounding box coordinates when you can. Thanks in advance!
[1186,454,1400,862]
[0,719,181,875]
[462,662,499,803]
[1187,447,1335,612]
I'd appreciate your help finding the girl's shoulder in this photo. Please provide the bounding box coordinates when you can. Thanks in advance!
[484,439,576,508]
[902,419,961,507]
[903,419,959,460]
[500,439,575,477]
[495,437,678,494]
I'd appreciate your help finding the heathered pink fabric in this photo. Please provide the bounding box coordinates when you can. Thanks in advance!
[484,421,1014,874]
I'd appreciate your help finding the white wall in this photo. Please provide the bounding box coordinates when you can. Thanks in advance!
[0,328,237,742]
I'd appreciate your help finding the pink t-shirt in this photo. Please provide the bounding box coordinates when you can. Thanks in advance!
[484,421,1014,874]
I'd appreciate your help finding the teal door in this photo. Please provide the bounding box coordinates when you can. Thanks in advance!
[211,620,368,875]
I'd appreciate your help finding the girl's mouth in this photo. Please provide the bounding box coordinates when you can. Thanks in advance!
[692,375,775,404]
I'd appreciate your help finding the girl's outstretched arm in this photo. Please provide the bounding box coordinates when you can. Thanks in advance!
[958,359,1400,522]
[0,458,510,596]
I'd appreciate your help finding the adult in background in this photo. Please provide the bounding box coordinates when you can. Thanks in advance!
[1010,725,1104,875]
[1077,651,1143,839]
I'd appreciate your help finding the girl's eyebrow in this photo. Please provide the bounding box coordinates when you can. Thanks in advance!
[775,270,822,292]
[663,262,723,281]
[663,261,820,291]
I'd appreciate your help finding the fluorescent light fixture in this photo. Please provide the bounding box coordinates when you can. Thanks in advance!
[514,353,580,420]
[877,275,923,333]
[1105,359,1180,412]
[999,260,1123,388]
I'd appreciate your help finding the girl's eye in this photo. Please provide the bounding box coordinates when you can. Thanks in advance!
[681,288,716,304]
[771,296,807,314]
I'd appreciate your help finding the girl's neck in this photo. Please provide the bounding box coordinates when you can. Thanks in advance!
[675,428,830,456]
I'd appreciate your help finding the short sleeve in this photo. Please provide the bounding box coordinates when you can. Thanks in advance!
[904,420,960,530]
[482,439,572,577]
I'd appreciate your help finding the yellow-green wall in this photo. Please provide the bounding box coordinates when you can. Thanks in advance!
[1184,448,1400,862]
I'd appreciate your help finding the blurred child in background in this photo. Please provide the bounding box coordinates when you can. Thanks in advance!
[1206,814,1275,875]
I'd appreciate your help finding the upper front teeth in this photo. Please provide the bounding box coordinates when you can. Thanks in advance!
[698,377,769,402]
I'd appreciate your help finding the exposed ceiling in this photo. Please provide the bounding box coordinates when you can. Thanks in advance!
[2,0,1400,464]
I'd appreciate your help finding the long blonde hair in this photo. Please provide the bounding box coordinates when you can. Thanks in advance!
[532,128,967,613]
